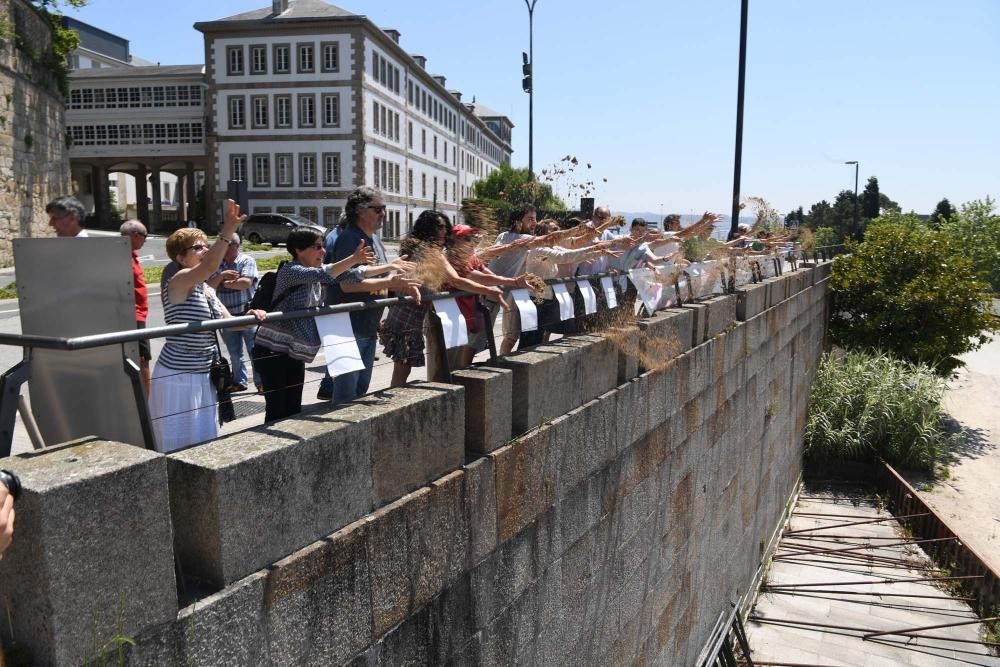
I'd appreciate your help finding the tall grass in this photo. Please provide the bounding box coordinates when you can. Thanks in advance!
[805,350,951,471]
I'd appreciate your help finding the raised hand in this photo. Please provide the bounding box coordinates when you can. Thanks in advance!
[351,239,376,266]
[223,199,246,235]
[390,255,417,273]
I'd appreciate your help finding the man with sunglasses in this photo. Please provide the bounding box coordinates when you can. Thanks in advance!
[325,187,392,403]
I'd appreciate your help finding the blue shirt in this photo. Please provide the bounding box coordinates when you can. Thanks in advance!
[210,253,259,314]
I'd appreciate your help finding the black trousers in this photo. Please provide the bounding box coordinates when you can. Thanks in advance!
[253,344,305,423]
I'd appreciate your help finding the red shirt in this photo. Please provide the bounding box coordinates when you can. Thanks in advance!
[131,251,148,323]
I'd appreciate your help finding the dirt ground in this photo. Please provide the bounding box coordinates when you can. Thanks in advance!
[904,329,1000,573]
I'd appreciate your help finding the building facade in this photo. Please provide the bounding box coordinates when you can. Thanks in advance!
[195,0,512,237]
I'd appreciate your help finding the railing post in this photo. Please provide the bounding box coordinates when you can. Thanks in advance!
[0,357,31,458]
[123,351,158,451]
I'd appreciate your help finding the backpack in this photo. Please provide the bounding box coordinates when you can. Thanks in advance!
[249,261,288,311]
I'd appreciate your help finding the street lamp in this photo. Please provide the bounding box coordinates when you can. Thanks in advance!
[844,160,859,240]
[728,0,749,240]
[523,0,538,179]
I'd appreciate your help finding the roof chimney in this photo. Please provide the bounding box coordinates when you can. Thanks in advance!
[383,28,401,43]
[450,89,462,102]
[272,0,288,15]
[411,54,426,69]
[433,75,446,88]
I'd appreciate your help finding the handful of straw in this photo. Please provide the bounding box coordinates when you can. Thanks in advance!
[521,273,547,302]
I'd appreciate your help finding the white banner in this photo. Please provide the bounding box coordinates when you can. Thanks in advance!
[511,288,538,332]
[552,282,575,321]
[576,280,598,314]
[433,297,468,349]
[628,268,667,314]
[316,312,365,377]
[600,276,618,308]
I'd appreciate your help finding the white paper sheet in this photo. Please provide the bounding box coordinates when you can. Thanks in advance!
[576,280,598,314]
[552,282,575,321]
[433,297,468,349]
[628,267,665,314]
[315,312,365,377]
[511,288,538,332]
[600,276,618,309]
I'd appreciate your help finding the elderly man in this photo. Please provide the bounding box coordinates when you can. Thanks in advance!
[46,195,88,237]
[326,187,390,403]
[207,233,260,392]
[120,220,151,394]
[488,204,536,354]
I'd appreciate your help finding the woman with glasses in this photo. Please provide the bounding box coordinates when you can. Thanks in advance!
[149,199,267,452]
[253,227,420,422]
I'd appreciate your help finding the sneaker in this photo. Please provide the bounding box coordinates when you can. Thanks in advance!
[316,388,332,400]
[231,383,247,393]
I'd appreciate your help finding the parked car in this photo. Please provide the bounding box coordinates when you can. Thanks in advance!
[238,213,325,245]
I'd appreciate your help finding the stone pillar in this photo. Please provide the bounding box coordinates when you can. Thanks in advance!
[91,164,110,229]
[185,162,197,226]
[150,167,163,233]
[135,165,149,227]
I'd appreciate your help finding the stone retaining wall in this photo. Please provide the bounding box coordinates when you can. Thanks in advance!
[0,263,832,665]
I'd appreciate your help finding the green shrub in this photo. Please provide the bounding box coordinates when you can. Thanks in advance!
[680,236,726,262]
[805,350,951,471]
[829,214,996,373]
[940,196,1000,293]
[813,226,837,250]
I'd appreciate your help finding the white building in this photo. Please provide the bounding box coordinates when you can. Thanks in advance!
[195,0,513,237]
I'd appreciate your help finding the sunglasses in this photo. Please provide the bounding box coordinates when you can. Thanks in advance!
[310,242,324,250]
[366,205,387,213]
[185,244,210,252]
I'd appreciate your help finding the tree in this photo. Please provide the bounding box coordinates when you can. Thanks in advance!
[929,198,956,226]
[831,189,862,240]
[940,196,1000,292]
[861,177,881,219]
[784,206,805,228]
[878,193,900,214]
[805,200,833,230]
[829,213,997,373]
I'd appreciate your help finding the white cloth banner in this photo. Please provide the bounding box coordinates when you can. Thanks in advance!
[511,288,538,332]
[600,276,618,308]
[552,282,575,321]
[576,280,598,314]
[433,297,468,349]
[316,312,365,377]
[628,268,666,314]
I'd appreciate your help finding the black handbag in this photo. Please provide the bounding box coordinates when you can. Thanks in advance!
[207,296,238,424]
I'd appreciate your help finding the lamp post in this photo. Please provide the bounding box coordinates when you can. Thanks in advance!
[728,0,749,240]
[844,160,859,240]
[523,0,538,179]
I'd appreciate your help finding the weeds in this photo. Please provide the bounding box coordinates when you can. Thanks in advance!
[804,350,953,471]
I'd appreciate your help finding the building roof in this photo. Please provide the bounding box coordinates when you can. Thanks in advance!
[199,0,356,26]
[69,64,205,80]
[469,102,503,118]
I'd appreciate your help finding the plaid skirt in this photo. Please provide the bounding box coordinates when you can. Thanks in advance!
[379,303,428,367]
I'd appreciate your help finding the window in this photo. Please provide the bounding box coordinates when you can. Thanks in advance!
[250,45,267,74]
[394,164,400,195]
[323,207,342,229]
[380,105,387,137]
[322,93,340,127]
[226,46,244,75]
[408,121,413,148]
[372,100,379,133]
[273,44,290,73]
[433,135,437,159]
[228,96,245,129]
[251,95,268,128]
[300,153,316,186]
[421,173,426,198]
[297,43,314,73]
[433,176,438,199]
[372,157,380,188]
[275,95,292,128]
[322,153,341,186]
[421,129,426,154]
[253,154,270,187]
[276,154,293,186]
[298,94,315,127]
[277,206,295,215]
[321,42,339,72]
[407,168,413,195]
[381,161,388,191]
[393,113,399,142]
[230,154,247,181]
[253,206,273,214]
[443,180,447,201]
[299,207,318,223]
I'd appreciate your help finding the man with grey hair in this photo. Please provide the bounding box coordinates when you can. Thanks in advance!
[207,233,260,392]
[121,220,150,393]
[325,186,390,402]
[46,195,88,237]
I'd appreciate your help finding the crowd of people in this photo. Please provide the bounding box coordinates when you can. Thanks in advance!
[42,188,795,454]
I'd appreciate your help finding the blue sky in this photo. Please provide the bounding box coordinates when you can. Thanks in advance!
[67,0,999,216]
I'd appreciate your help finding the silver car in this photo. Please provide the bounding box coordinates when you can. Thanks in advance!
[239,213,325,245]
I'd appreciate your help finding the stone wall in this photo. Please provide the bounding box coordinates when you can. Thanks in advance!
[0,0,69,264]
[0,263,832,665]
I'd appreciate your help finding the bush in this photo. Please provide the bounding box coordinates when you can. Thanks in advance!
[940,197,1000,293]
[813,226,837,250]
[829,214,996,373]
[805,350,951,471]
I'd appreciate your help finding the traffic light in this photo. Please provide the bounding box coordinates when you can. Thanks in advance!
[521,51,532,94]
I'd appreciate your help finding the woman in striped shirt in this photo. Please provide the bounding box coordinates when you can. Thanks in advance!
[149,199,267,452]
